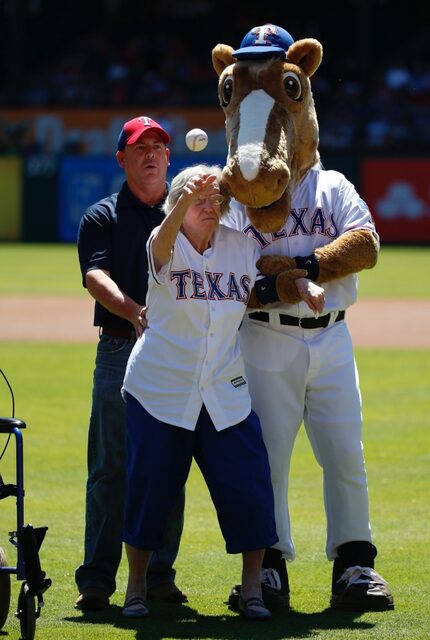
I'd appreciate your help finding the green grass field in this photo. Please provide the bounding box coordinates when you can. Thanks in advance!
[0,242,429,297]
[0,244,429,639]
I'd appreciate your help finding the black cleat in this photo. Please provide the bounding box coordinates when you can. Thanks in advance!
[330,566,394,611]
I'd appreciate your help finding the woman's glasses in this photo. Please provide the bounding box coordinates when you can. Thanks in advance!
[194,194,224,207]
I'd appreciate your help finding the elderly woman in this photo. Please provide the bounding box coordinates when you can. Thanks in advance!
[121,164,324,621]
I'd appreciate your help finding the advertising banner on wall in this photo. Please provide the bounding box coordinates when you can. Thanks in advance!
[23,155,59,241]
[0,108,227,157]
[362,158,430,244]
[59,156,121,242]
[0,157,22,240]
[58,156,224,242]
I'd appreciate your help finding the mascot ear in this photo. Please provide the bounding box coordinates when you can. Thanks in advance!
[286,38,323,77]
[212,44,235,76]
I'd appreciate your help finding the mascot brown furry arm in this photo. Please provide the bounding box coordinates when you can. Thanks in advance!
[248,228,378,309]
[247,267,307,309]
[256,227,378,279]
[314,229,378,281]
[248,229,378,308]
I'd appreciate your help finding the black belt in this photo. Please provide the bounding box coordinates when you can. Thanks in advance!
[101,327,135,339]
[248,310,345,329]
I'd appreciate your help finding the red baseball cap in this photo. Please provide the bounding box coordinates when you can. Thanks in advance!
[117,116,170,150]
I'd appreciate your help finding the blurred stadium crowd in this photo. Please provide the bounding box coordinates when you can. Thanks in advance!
[1,0,429,153]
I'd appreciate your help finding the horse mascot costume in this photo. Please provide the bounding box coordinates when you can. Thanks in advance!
[212,23,394,612]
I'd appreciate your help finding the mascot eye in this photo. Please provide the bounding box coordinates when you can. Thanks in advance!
[221,75,234,106]
[283,72,302,101]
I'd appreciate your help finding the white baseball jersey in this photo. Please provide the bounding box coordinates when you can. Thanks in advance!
[123,224,260,431]
[222,165,377,559]
[224,165,379,316]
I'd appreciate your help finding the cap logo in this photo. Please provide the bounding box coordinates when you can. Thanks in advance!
[138,116,155,126]
[250,24,278,46]
[233,23,294,60]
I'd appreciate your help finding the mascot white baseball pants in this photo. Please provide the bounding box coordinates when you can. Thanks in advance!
[240,315,372,561]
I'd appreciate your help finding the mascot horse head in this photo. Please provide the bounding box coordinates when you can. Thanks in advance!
[212,24,323,233]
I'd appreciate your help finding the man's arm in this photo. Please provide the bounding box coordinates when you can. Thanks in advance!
[85,269,146,336]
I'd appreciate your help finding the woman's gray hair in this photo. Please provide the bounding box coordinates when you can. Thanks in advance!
[163,164,230,217]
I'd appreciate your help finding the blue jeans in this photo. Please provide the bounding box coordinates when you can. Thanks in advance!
[75,334,185,597]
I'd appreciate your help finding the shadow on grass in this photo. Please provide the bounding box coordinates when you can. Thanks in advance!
[65,602,376,639]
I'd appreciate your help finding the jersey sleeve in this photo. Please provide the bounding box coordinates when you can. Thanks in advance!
[222,206,262,286]
[239,232,261,285]
[147,226,173,285]
[221,198,248,230]
[252,242,263,282]
[335,175,378,237]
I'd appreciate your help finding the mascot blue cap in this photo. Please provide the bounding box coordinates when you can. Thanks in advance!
[233,24,294,60]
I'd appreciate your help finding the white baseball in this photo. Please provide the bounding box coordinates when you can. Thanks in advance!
[185,128,208,152]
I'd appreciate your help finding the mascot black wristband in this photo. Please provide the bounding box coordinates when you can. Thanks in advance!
[294,253,319,281]
[255,275,279,304]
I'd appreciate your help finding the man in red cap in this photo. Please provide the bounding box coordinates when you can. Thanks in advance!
[76,116,187,610]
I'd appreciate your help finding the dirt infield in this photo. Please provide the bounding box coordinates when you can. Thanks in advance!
[1,296,429,347]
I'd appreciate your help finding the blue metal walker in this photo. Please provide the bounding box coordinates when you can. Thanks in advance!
[0,417,51,640]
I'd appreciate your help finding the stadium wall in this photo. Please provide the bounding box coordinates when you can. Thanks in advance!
[1,109,429,244]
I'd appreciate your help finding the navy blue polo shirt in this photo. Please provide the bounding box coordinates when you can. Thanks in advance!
[77,180,167,331]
